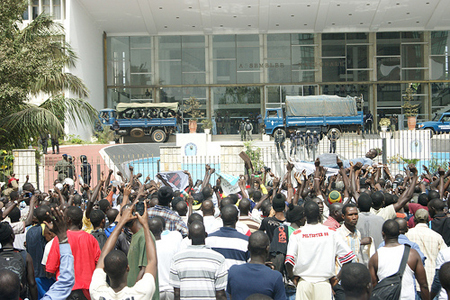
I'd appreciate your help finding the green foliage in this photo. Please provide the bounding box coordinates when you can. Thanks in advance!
[402,83,420,117]
[401,157,420,166]
[0,0,95,150]
[0,150,15,180]
[182,97,204,121]
[64,134,87,145]
[200,119,213,129]
[95,127,115,144]
[428,155,447,174]
[243,141,264,171]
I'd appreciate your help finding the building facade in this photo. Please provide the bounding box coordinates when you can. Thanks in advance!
[23,0,450,134]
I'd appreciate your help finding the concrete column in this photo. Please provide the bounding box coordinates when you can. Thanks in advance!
[315,33,322,82]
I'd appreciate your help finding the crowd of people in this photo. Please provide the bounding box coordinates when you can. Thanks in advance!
[1,149,450,300]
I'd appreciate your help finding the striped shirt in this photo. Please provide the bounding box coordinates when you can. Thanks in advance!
[169,245,227,300]
[285,223,355,283]
[239,216,261,233]
[206,227,250,270]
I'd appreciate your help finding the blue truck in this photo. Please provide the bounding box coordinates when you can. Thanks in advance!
[98,102,178,143]
[264,95,364,136]
[417,112,450,134]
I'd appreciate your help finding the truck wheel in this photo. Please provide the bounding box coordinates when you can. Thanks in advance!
[130,128,145,138]
[152,129,166,143]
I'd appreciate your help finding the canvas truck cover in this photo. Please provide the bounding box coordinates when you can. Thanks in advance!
[116,102,178,113]
[285,95,358,117]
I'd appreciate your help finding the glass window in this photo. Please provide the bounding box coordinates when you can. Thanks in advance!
[182,35,205,48]
[182,48,205,72]
[267,59,291,83]
[266,86,282,106]
[402,69,424,81]
[32,0,39,19]
[292,71,315,82]
[130,88,153,102]
[401,44,424,68]
[430,56,450,80]
[237,72,261,84]
[130,49,151,73]
[52,0,61,19]
[130,36,151,49]
[322,33,345,57]
[322,58,346,82]
[183,73,205,85]
[107,88,131,108]
[291,46,315,70]
[159,61,182,85]
[237,47,260,71]
[22,5,29,20]
[377,84,401,108]
[346,70,369,82]
[346,32,368,43]
[237,35,259,47]
[291,34,314,45]
[432,83,450,112]
[42,0,50,14]
[401,31,423,42]
[159,36,181,60]
[267,34,290,59]
[377,57,400,81]
[214,60,236,84]
[213,35,236,59]
[346,45,368,69]
[431,31,450,55]
[212,86,261,134]
[107,37,130,86]
[377,32,400,56]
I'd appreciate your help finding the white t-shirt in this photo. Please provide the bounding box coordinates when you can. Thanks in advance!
[157,230,182,292]
[286,223,354,282]
[436,247,450,300]
[370,204,396,220]
[41,238,55,265]
[90,268,156,300]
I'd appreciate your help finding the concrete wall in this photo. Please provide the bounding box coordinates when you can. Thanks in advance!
[65,0,104,140]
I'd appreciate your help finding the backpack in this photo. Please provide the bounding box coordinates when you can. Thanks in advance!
[371,245,410,300]
[91,229,108,250]
[0,248,28,298]
[245,123,252,131]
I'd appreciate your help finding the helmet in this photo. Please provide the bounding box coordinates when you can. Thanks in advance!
[80,155,87,163]
[67,155,72,161]
[306,130,311,134]
[62,154,68,159]
[331,129,336,132]
[246,119,250,122]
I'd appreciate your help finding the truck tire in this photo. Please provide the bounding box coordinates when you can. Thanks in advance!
[152,129,166,143]
[130,128,145,138]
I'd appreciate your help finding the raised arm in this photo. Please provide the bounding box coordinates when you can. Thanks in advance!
[393,164,418,212]
[86,171,105,219]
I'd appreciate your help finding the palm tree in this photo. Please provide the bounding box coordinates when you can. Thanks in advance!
[0,1,97,149]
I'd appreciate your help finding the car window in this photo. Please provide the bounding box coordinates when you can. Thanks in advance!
[268,110,278,118]
[441,116,450,123]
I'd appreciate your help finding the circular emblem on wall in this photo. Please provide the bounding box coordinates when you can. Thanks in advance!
[185,142,197,156]
[410,139,422,153]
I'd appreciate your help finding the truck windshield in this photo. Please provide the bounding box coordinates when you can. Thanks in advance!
[267,110,278,118]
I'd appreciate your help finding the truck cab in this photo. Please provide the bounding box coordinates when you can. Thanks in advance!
[264,108,284,135]
[99,109,116,126]
[417,112,450,133]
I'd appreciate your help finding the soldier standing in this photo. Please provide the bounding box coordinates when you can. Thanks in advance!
[245,119,253,141]
[327,129,340,153]
[274,129,287,159]
[239,119,246,141]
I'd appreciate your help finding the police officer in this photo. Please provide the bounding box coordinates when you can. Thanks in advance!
[289,130,298,157]
[245,119,253,141]
[274,128,287,159]
[80,155,91,186]
[239,119,246,141]
[304,130,313,159]
[328,129,340,153]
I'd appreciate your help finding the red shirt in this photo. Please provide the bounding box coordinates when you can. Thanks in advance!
[46,230,101,291]
[323,216,341,230]
[407,203,430,228]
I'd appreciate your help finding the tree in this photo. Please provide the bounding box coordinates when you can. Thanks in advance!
[0,0,97,149]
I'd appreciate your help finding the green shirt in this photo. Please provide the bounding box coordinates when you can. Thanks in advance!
[127,227,160,300]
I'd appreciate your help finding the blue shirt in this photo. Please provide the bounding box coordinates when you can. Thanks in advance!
[42,243,74,300]
[378,234,426,264]
[26,224,47,278]
[227,263,286,300]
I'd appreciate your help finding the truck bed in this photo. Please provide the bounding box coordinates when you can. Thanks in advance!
[286,112,363,127]
[117,117,177,128]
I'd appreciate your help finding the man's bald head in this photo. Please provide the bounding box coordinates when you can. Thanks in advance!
[188,221,207,245]
[329,202,344,222]
[0,269,20,300]
[220,197,234,208]
[395,218,408,234]
[221,205,239,227]
[148,217,164,239]
[248,231,270,257]
[238,198,251,215]
[201,199,214,216]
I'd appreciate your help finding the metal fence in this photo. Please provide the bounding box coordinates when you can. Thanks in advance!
[40,129,450,191]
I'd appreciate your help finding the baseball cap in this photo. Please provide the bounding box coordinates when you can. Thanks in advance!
[415,209,429,222]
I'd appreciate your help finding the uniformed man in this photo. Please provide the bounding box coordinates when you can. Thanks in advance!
[274,129,286,160]
[239,119,246,141]
[245,119,253,141]
[327,129,340,154]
